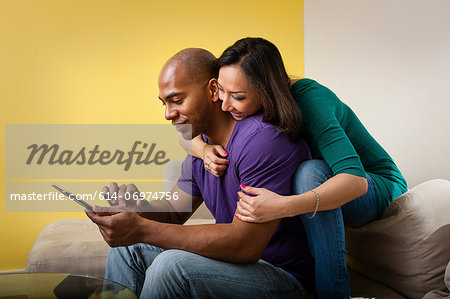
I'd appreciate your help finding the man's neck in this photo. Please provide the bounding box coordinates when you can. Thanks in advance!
[204,109,236,149]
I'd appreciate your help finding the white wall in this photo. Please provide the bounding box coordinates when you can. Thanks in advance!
[304,0,450,187]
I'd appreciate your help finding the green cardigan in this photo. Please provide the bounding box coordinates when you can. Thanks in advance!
[291,79,407,216]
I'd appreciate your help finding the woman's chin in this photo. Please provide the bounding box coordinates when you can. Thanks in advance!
[230,112,246,120]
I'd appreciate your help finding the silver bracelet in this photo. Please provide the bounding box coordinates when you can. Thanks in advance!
[306,189,320,219]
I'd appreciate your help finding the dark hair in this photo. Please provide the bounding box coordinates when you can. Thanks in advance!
[216,37,302,141]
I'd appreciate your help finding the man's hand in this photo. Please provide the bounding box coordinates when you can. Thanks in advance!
[102,182,150,216]
[85,205,147,247]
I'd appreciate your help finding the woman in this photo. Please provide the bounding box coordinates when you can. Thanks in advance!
[189,37,407,298]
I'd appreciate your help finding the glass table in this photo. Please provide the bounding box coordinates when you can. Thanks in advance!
[0,272,136,298]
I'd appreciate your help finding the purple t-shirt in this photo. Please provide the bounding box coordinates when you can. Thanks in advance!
[177,114,314,290]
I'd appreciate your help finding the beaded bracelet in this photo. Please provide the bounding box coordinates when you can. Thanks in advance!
[306,189,320,219]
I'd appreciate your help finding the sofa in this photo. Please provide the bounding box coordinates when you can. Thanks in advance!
[26,160,450,298]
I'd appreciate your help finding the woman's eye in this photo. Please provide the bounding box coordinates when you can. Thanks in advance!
[232,95,245,101]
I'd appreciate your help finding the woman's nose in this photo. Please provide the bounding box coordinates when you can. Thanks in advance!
[221,94,233,112]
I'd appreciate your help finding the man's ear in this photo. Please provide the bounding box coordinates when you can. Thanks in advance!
[208,78,219,102]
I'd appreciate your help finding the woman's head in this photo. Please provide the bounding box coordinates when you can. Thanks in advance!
[216,37,302,141]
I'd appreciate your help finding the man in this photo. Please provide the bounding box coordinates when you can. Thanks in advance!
[87,48,314,298]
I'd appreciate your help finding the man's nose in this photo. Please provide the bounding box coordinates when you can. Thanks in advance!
[165,104,177,120]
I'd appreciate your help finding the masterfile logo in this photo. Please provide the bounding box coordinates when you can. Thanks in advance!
[25,141,170,171]
[5,124,192,212]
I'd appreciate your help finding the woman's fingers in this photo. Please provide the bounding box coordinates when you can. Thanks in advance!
[237,193,257,214]
[210,163,228,173]
[210,156,229,166]
[235,213,257,223]
[235,202,258,222]
[212,145,228,158]
[204,159,228,177]
[240,184,263,196]
[204,145,229,165]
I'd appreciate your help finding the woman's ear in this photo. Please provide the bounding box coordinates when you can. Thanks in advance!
[208,78,219,102]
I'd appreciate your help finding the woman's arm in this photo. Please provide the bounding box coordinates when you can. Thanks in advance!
[179,134,230,177]
[178,134,204,157]
[236,173,367,223]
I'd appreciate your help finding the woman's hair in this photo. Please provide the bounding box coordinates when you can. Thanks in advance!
[216,37,302,141]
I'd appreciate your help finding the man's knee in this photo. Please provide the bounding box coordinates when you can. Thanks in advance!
[293,160,332,194]
[146,249,192,278]
[142,250,194,298]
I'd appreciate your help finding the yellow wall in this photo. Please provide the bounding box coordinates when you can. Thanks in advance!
[0,0,304,271]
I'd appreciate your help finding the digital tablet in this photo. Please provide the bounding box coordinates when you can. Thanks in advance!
[52,184,94,212]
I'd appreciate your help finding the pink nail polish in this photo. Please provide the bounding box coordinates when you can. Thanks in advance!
[240,184,246,188]
[224,152,229,155]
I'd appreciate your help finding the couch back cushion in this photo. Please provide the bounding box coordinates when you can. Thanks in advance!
[346,179,450,299]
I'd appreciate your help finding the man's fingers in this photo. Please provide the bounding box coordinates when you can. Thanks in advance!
[102,186,110,197]
[102,186,115,206]
[85,209,110,226]
[109,182,119,195]
[126,184,140,194]
[93,204,125,215]
[107,182,119,205]
[118,184,128,206]
[136,198,150,209]
[126,184,140,207]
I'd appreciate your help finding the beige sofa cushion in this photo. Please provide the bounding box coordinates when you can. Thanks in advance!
[346,179,450,299]
[423,261,450,299]
[26,218,109,278]
[26,217,215,278]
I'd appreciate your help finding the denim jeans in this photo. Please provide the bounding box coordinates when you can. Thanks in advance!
[105,243,312,299]
[293,160,378,299]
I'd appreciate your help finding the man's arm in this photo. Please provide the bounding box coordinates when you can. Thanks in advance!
[101,183,203,225]
[87,186,280,264]
[87,127,301,264]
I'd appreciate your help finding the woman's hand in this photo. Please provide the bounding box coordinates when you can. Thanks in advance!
[202,144,229,177]
[235,185,291,223]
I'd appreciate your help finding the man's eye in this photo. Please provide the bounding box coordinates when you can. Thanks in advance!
[173,98,184,104]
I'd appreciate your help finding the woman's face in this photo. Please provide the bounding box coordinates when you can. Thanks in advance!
[217,65,262,120]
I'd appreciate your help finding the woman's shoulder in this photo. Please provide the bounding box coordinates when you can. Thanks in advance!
[290,77,318,88]
[290,78,342,107]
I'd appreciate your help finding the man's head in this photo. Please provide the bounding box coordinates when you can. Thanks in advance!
[158,48,219,139]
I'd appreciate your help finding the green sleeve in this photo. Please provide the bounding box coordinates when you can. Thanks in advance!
[291,80,366,178]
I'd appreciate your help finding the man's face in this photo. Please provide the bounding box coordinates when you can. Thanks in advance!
[158,63,211,140]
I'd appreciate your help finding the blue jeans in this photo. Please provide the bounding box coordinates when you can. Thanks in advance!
[293,160,378,299]
[105,243,312,299]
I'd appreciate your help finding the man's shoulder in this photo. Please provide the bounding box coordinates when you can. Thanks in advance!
[235,114,283,140]
[232,114,306,158]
